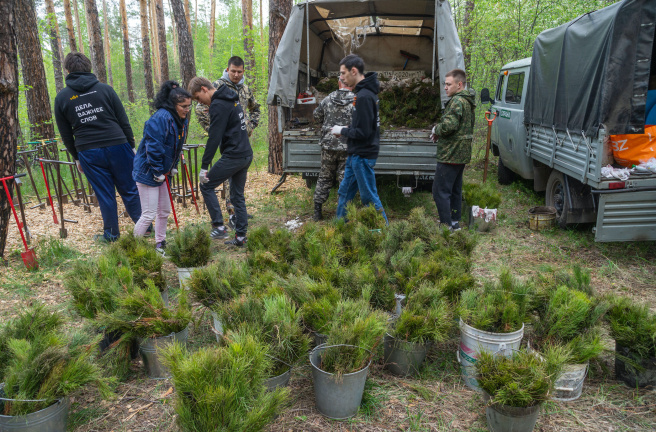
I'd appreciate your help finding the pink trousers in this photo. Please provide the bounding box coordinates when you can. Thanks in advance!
[134,182,170,243]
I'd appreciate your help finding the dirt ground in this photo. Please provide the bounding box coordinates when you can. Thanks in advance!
[2,165,655,432]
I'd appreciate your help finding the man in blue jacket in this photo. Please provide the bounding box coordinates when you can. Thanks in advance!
[331,54,388,224]
[188,77,253,247]
[54,52,141,242]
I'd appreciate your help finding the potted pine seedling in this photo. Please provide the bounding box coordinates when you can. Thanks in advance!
[463,182,501,231]
[476,346,568,432]
[161,333,288,431]
[98,281,192,379]
[607,296,656,388]
[0,305,111,432]
[385,284,452,376]
[310,299,388,419]
[300,281,341,346]
[531,284,608,401]
[167,224,211,287]
[457,270,532,390]
[187,256,250,340]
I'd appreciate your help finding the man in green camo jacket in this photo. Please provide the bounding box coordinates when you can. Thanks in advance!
[430,68,476,231]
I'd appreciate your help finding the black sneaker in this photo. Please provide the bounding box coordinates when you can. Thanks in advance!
[451,222,461,232]
[210,226,229,239]
[227,214,236,230]
[224,235,247,247]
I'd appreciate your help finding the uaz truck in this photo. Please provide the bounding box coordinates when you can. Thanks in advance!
[481,0,656,242]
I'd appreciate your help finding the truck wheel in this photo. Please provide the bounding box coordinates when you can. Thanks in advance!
[497,158,516,185]
[545,170,569,228]
[305,177,316,189]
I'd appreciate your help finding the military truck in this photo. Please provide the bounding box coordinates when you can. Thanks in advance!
[266,0,465,192]
[481,0,656,242]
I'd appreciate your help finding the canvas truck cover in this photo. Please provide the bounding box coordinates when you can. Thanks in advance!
[267,0,464,109]
[524,0,656,136]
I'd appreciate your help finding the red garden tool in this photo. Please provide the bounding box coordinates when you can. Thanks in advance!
[483,110,498,183]
[39,159,58,224]
[181,153,200,214]
[1,174,38,270]
[165,176,180,229]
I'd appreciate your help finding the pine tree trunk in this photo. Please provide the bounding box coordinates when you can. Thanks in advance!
[241,0,255,87]
[184,0,191,33]
[149,0,161,87]
[155,0,169,82]
[463,1,474,73]
[0,0,19,261]
[170,0,196,89]
[85,0,107,83]
[63,0,78,52]
[168,0,179,65]
[102,0,113,87]
[120,0,135,102]
[16,0,55,140]
[267,0,291,174]
[140,0,155,100]
[73,0,85,54]
[209,0,215,53]
[45,0,65,93]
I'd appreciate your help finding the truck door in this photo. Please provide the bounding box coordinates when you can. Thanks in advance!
[496,68,533,179]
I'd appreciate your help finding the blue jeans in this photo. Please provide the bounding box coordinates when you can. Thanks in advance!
[336,154,388,223]
[78,143,142,240]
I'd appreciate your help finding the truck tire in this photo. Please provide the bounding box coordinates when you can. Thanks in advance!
[305,177,316,189]
[545,170,569,228]
[497,158,516,185]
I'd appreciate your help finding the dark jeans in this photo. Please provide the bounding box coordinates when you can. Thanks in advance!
[432,162,465,226]
[78,143,141,240]
[336,154,388,223]
[200,155,252,237]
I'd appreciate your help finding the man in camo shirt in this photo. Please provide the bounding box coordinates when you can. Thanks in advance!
[195,56,260,225]
[312,79,355,221]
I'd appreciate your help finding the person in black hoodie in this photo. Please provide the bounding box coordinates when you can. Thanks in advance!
[188,77,253,247]
[331,54,388,224]
[54,52,142,242]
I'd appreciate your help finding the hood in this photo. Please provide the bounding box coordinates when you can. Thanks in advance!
[330,88,355,106]
[355,72,379,95]
[65,72,99,92]
[221,69,244,87]
[453,89,476,109]
[212,84,240,103]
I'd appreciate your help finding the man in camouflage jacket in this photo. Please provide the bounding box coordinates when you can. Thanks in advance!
[430,69,476,230]
[312,79,355,220]
[194,56,260,224]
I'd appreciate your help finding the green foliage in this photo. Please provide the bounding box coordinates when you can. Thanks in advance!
[161,335,288,432]
[463,182,502,208]
[36,237,80,267]
[261,295,311,373]
[476,346,568,408]
[167,225,212,268]
[0,306,111,416]
[188,256,250,308]
[377,81,442,128]
[607,296,656,360]
[110,233,166,290]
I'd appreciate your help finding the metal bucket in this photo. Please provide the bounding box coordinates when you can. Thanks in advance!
[210,311,224,342]
[458,319,524,391]
[615,343,656,388]
[313,331,328,347]
[486,402,540,432]
[140,326,189,379]
[552,362,588,401]
[383,334,427,377]
[310,344,371,419]
[0,386,70,432]
[264,368,292,392]
[394,294,406,316]
[161,288,169,308]
[528,206,556,231]
[177,267,197,288]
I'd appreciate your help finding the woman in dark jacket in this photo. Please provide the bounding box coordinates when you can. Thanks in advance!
[132,81,191,251]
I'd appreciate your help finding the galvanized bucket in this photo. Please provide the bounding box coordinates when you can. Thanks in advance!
[310,344,371,419]
[552,362,588,401]
[486,401,540,432]
[210,311,224,342]
[458,319,524,391]
[140,326,189,379]
[528,206,557,231]
[383,334,427,377]
[615,343,656,388]
[264,368,292,392]
[313,331,328,347]
[177,267,197,288]
[0,385,70,432]
[394,294,406,316]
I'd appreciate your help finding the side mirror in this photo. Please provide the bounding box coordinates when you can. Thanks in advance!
[480,88,491,104]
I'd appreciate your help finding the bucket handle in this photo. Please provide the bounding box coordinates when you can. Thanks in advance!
[265,354,293,369]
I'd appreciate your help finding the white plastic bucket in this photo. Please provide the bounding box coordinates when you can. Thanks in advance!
[210,311,224,342]
[552,362,588,401]
[177,267,197,288]
[458,318,524,391]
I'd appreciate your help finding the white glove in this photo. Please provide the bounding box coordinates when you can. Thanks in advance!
[430,125,438,143]
[133,147,137,154]
[331,125,344,136]
[199,169,209,184]
[75,160,83,174]
[154,174,165,182]
[171,168,178,176]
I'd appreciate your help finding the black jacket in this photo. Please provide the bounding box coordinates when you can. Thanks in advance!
[54,72,135,160]
[202,85,253,169]
[341,72,380,159]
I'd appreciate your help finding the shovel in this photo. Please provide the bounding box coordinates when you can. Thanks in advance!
[1,175,38,270]
[165,176,180,229]
[483,110,498,183]
[400,50,419,70]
